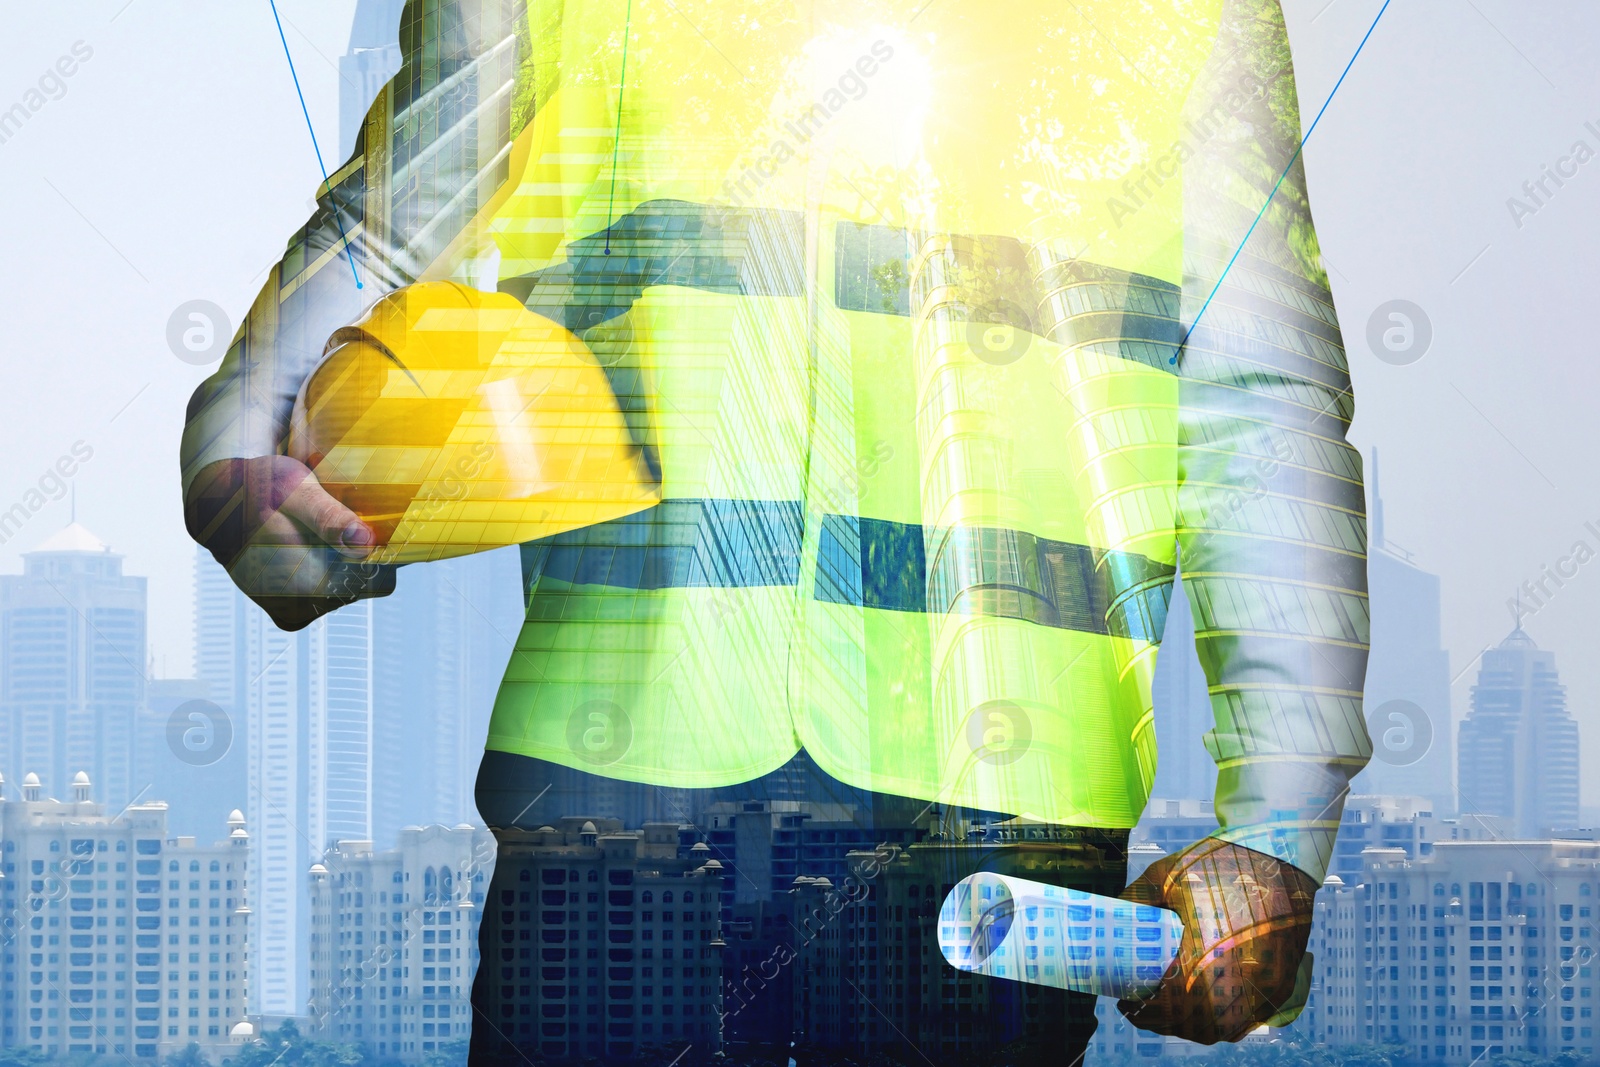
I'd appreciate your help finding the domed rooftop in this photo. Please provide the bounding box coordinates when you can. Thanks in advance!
[72,771,90,785]
[689,841,711,853]
[22,773,39,787]
[228,809,245,824]
[581,820,598,834]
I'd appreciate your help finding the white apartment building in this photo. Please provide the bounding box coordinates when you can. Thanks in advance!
[307,824,492,1060]
[1308,839,1600,1062]
[0,772,249,1061]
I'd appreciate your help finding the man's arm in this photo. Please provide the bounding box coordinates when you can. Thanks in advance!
[1176,307,1371,888]
[181,0,521,629]
[180,175,398,631]
[1175,0,1372,894]
[1120,0,1371,1042]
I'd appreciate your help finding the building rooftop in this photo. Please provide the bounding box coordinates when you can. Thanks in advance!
[1500,625,1537,649]
[30,522,111,554]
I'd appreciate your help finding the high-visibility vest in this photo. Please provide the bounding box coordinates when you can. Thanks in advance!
[462,0,1353,829]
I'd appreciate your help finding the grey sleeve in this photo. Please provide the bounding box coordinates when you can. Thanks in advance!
[179,0,522,494]
[1174,0,1372,882]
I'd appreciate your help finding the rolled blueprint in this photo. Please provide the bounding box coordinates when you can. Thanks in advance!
[937,873,1185,999]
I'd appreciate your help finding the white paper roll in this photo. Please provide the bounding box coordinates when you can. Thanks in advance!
[937,873,1185,999]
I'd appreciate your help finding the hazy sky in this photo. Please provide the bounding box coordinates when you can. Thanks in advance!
[3,3,1600,798]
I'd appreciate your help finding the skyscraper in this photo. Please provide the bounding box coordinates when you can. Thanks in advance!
[0,524,146,811]
[371,547,522,842]
[1147,573,1218,804]
[1356,449,1455,811]
[1457,627,1580,836]
[134,677,236,841]
[194,549,377,1015]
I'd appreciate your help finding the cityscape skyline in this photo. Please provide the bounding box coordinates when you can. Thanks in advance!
[0,52,1578,1029]
[7,759,1599,1065]
[0,482,1565,1062]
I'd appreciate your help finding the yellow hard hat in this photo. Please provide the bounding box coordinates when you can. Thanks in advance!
[287,281,659,564]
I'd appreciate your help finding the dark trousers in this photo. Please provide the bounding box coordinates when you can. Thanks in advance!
[470,749,1128,1067]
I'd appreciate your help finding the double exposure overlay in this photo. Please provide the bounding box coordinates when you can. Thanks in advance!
[180,0,1370,1062]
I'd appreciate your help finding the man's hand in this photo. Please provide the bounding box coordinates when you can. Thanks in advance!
[185,456,396,632]
[1117,837,1317,1044]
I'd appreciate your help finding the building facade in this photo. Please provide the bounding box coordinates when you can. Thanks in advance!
[698,797,921,912]
[0,773,249,1061]
[785,824,1127,1063]
[1307,839,1600,1063]
[340,0,406,161]
[307,824,492,1060]
[474,819,725,1063]
[1130,798,1218,859]
[1326,795,1439,886]
[133,678,221,842]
